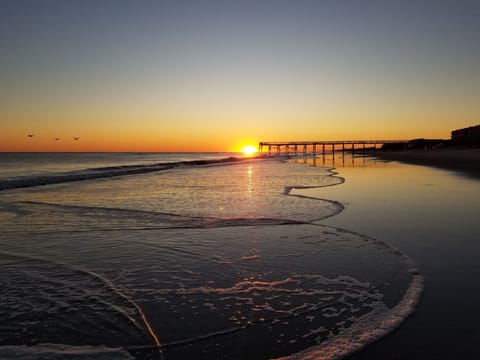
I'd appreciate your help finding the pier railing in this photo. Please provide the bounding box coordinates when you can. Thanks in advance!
[258,140,408,156]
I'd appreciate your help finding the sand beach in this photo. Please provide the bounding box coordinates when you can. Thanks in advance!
[374,148,480,179]
[303,152,480,360]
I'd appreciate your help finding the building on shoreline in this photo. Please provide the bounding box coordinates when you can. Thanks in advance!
[451,125,480,146]
[382,124,480,151]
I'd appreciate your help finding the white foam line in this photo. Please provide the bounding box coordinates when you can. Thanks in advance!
[280,272,423,360]
[0,344,135,359]
[274,253,424,360]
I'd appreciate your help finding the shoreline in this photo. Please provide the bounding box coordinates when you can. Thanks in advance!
[372,148,480,179]
[314,154,480,360]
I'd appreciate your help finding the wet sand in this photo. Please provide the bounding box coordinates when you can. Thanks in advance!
[308,155,480,360]
[374,148,480,179]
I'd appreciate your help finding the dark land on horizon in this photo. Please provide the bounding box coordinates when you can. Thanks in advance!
[375,148,480,179]
[374,124,480,178]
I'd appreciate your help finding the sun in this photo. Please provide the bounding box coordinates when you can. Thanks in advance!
[241,145,257,156]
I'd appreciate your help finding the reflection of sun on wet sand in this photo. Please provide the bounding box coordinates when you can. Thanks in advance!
[375,148,480,178]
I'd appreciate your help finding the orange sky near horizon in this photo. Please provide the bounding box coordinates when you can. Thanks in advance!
[2,98,476,152]
[1,110,476,153]
[1,1,479,153]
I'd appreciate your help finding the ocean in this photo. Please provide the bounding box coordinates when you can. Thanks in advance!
[0,152,423,360]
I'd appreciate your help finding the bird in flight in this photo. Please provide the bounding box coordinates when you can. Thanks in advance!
[74,137,80,140]
[27,134,34,138]
[55,138,60,141]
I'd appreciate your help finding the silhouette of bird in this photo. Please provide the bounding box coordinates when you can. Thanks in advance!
[27,134,34,138]
[55,138,60,141]
[74,137,80,140]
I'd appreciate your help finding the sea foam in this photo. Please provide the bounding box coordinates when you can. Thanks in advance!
[0,344,134,360]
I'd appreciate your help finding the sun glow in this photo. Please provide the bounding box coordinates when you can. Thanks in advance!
[241,145,257,156]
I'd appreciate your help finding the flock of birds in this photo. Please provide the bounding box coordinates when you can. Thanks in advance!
[27,134,80,141]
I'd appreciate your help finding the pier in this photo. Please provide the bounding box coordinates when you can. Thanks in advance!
[258,140,407,156]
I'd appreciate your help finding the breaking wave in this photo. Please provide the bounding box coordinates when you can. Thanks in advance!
[0,156,253,191]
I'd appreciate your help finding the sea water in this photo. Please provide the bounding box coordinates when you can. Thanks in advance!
[0,153,423,360]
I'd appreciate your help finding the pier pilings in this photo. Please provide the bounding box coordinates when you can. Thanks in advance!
[258,140,405,158]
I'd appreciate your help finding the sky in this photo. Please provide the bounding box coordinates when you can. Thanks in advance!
[1,0,479,152]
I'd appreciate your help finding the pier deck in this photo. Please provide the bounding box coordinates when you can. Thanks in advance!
[258,140,407,156]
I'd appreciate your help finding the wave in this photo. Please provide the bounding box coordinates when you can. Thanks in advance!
[0,344,135,360]
[0,200,307,236]
[0,155,425,359]
[0,156,256,191]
